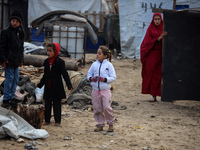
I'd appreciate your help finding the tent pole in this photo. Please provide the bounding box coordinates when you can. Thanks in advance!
[173,0,176,10]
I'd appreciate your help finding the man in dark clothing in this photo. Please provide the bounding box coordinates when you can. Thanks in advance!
[0,10,24,108]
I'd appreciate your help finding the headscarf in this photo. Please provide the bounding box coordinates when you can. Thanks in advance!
[48,42,60,66]
[47,42,60,88]
[140,13,163,62]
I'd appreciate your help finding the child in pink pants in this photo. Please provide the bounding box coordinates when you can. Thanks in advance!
[87,46,116,132]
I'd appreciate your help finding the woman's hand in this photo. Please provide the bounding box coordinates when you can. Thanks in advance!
[158,31,167,41]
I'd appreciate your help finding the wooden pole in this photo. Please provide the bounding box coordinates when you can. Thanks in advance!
[173,0,176,10]
[93,11,96,26]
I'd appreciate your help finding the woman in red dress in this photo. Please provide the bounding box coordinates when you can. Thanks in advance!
[140,13,167,102]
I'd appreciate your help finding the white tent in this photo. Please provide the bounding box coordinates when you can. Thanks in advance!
[118,0,173,59]
[28,0,110,29]
[118,0,200,59]
[28,0,200,59]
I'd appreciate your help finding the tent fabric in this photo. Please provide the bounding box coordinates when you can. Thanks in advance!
[118,0,200,59]
[103,14,120,44]
[0,107,50,139]
[161,11,200,101]
[118,0,173,59]
[28,0,110,29]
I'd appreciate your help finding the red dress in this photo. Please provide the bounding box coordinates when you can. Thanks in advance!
[140,13,163,96]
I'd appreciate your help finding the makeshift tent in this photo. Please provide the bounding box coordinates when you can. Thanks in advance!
[28,0,110,29]
[118,0,173,59]
[162,10,200,101]
[118,0,200,59]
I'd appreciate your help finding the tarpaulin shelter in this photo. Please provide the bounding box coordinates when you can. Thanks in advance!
[161,9,200,102]
[117,0,200,59]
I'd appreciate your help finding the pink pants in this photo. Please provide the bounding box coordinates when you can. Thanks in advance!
[91,89,114,127]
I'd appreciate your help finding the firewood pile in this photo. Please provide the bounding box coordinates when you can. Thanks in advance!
[0,63,92,128]
[10,104,45,129]
[19,65,44,80]
[0,65,45,129]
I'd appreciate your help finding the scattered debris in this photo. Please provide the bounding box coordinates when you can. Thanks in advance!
[17,138,25,143]
[24,141,38,150]
[102,132,115,136]
[102,145,107,149]
[64,136,73,140]
[109,140,114,143]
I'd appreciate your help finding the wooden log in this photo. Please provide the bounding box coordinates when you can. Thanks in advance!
[24,54,81,71]
[13,104,45,129]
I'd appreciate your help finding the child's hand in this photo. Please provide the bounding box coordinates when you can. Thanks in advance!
[91,76,98,82]
[98,76,105,82]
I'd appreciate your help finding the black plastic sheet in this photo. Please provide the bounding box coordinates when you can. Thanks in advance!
[162,11,200,101]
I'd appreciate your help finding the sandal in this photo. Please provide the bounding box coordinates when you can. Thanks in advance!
[94,127,103,132]
[148,97,157,102]
[107,125,114,132]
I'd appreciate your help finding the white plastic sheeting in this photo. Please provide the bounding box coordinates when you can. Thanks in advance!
[118,0,173,59]
[24,42,45,54]
[0,107,50,139]
[28,0,110,28]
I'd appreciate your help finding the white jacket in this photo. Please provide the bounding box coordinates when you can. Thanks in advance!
[87,59,116,90]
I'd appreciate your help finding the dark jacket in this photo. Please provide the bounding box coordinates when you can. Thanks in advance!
[37,57,72,100]
[0,24,24,68]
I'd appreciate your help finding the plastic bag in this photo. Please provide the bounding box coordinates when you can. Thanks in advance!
[35,86,44,103]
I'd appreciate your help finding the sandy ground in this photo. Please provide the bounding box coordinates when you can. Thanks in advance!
[1,54,200,150]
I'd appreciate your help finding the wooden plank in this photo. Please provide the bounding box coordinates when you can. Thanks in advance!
[100,11,103,31]
[93,11,96,26]
[19,71,41,79]
[0,76,5,85]
[85,11,88,19]
[99,11,106,31]
[173,0,176,10]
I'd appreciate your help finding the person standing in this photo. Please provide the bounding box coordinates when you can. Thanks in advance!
[0,10,24,108]
[87,46,116,132]
[37,43,73,127]
[140,13,167,102]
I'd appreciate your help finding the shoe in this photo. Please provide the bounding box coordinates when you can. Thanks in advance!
[1,99,17,108]
[107,125,114,132]
[12,98,22,103]
[148,97,157,102]
[94,126,103,132]
[1,100,11,108]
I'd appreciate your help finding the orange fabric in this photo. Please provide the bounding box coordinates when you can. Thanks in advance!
[140,13,163,96]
